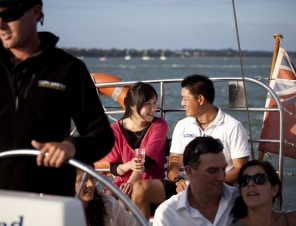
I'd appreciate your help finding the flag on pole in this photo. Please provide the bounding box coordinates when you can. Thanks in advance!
[258,47,296,159]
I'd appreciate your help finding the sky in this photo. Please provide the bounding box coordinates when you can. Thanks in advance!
[39,0,296,52]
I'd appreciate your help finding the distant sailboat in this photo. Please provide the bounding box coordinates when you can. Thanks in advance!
[77,51,84,60]
[142,50,150,61]
[99,55,107,61]
[124,49,131,60]
[160,50,167,60]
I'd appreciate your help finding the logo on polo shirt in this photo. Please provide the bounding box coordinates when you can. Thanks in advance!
[183,134,195,138]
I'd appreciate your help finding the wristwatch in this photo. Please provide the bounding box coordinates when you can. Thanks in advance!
[173,175,185,184]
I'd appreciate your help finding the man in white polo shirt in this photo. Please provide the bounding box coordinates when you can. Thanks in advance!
[153,136,239,226]
[168,74,249,193]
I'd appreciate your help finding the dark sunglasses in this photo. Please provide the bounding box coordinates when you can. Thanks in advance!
[238,173,271,187]
[0,5,32,22]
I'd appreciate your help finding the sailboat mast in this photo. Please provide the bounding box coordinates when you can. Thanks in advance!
[258,33,283,161]
[270,34,283,78]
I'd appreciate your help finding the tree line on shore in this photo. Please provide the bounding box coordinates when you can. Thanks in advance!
[62,48,296,58]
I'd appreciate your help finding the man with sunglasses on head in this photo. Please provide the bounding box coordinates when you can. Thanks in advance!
[0,0,114,196]
[154,136,240,226]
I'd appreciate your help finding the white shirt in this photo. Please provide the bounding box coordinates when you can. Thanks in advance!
[170,107,250,171]
[102,194,140,226]
[153,183,239,226]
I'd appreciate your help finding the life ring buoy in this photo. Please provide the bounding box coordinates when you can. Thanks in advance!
[93,156,112,177]
[91,73,129,175]
[90,73,129,110]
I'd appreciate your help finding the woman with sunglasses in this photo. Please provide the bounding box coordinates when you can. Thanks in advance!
[75,167,139,226]
[231,160,296,226]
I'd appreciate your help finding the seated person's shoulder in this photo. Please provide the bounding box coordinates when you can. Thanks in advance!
[159,192,180,207]
[101,193,122,213]
[154,117,168,125]
[287,211,296,224]
[223,112,244,126]
[173,117,196,127]
[101,193,117,204]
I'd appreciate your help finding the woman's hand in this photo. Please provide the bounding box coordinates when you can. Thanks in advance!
[129,157,144,172]
[119,182,133,195]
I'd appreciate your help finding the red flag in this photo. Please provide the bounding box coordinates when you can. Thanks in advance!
[258,48,296,159]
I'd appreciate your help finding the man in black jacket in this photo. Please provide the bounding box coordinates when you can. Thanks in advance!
[0,0,114,196]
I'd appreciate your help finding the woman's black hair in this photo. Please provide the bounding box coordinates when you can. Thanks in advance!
[231,160,282,219]
[76,165,107,226]
[86,190,106,226]
[121,82,157,120]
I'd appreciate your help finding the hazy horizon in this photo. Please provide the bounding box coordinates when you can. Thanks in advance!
[39,0,296,52]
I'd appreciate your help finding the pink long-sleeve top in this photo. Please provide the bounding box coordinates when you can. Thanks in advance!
[106,117,168,187]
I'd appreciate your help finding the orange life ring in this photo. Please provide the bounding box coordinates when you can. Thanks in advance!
[90,73,130,176]
[93,156,112,177]
[90,73,129,110]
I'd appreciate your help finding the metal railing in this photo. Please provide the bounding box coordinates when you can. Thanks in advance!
[0,150,149,226]
[94,77,284,182]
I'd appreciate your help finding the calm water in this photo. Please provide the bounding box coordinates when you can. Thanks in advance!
[83,56,296,210]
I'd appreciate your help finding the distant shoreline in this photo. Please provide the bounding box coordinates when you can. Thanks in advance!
[63,48,296,58]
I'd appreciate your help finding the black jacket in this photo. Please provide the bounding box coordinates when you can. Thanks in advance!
[0,32,114,196]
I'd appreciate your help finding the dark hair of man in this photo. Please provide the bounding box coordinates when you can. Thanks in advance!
[121,82,158,120]
[231,160,283,219]
[183,136,223,170]
[181,74,215,103]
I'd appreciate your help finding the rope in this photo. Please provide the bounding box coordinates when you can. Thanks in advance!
[231,0,255,160]
[261,152,296,175]
[98,93,119,122]
[252,81,296,148]
[255,76,296,83]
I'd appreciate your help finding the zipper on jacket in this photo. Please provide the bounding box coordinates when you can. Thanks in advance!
[24,73,36,98]
[15,96,19,111]
[15,73,36,111]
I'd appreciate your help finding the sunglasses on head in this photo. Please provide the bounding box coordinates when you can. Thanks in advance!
[0,5,32,22]
[238,173,271,187]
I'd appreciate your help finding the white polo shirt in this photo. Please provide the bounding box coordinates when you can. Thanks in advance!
[153,183,239,226]
[170,107,250,171]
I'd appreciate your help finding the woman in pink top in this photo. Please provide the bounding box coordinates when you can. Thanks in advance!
[105,82,168,208]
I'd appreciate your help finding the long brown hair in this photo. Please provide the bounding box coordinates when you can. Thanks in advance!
[76,166,106,226]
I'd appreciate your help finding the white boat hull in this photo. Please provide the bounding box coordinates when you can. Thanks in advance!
[0,189,86,226]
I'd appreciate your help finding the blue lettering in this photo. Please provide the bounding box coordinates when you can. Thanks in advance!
[0,216,23,226]
[11,216,23,226]
[183,134,195,138]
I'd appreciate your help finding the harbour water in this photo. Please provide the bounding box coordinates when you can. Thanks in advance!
[83,56,296,210]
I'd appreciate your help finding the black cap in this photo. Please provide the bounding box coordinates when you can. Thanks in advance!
[0,0,42,7]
